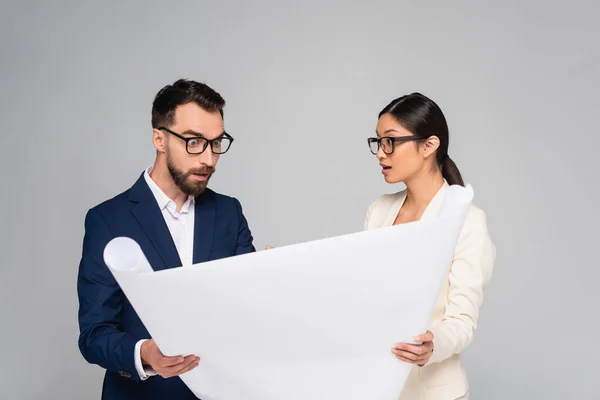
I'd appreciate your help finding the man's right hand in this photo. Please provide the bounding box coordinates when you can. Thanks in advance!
[140,339,199,379]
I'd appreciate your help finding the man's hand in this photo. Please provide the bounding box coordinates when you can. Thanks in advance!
[141,339,199,378]
[391,331,434,367]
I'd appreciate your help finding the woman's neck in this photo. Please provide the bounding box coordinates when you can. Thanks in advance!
[404,172,445,210]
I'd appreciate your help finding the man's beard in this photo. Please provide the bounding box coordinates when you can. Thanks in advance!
[166,152,215,197]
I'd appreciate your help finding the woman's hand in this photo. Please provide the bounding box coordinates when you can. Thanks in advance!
[392,331,434,366]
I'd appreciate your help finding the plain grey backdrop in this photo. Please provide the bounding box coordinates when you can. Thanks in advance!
[1,1,598,399]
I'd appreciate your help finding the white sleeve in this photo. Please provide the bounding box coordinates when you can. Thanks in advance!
[426,208,496,364]
[134,339,157,380]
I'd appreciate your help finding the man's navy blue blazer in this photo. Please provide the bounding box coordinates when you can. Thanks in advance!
[77,173,255,399]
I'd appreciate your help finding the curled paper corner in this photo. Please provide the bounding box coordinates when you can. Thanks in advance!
[103,236,154,273]
[445,182,474,204]
[437,183,475,219]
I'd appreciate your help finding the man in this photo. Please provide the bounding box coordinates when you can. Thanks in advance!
[77,79,255,399]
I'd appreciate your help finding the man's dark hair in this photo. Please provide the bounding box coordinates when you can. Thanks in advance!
[151,79,225,128]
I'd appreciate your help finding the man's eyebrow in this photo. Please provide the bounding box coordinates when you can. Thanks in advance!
[181,130,205,138]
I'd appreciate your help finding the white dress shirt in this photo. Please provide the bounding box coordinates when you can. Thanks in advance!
[134,167,196,380]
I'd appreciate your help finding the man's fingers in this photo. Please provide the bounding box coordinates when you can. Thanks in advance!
[175,357,200,376]
[161,356,199,378]
[158,356,196,377]
[158,362,187,378]
[158,355,187,368]
[159,354,195,369]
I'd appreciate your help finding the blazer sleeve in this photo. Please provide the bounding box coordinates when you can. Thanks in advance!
[77,208,141,381]
[426,207,496,364]
[234,198,256,255]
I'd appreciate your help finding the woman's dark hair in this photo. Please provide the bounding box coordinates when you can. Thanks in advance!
[151,79,225,129]
[378,92,464,186]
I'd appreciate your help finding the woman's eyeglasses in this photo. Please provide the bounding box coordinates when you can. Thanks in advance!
[367,136,423,155]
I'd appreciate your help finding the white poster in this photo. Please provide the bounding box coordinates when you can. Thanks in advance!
[103,184,474,400]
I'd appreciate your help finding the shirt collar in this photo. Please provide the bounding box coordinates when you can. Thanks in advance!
[143,166,195,213]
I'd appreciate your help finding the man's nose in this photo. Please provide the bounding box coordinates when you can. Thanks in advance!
[199,146,216,166]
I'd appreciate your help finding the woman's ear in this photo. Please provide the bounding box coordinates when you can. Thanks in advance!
[421,136,440,159]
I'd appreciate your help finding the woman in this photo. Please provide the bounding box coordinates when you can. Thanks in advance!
[364,93,495,400]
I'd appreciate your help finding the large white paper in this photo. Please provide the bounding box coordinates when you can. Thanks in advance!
[103,184,474,400]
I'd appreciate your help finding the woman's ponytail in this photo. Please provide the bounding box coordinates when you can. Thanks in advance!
[441,155,464,186]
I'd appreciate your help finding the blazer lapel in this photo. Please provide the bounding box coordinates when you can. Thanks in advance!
[386,191,407,227]
[384,180,450,226]
[129,174,182,270]
[192,189,216,264]
[419,180,449,221]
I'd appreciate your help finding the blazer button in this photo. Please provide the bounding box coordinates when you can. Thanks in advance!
[119,370,132,378]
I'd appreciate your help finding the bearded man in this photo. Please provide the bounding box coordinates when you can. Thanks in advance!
[77,79,255,400]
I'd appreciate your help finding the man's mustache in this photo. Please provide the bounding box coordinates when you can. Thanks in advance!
[187,166,215,176]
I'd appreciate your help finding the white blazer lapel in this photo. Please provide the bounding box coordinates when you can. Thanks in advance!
[385,191,407,227]
[419,180,450,221]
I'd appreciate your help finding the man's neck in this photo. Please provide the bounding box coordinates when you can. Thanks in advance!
[149,164,189,212]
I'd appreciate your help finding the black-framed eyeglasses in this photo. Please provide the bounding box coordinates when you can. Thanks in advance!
[367,136,424,155]
[158,127,234,154]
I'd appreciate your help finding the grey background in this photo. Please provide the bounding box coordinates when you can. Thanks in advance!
[1,1,598,399]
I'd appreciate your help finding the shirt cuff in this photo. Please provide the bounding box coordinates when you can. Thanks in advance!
[134,339,157,380]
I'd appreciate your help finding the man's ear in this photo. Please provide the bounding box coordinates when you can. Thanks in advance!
[152,128,167,153]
